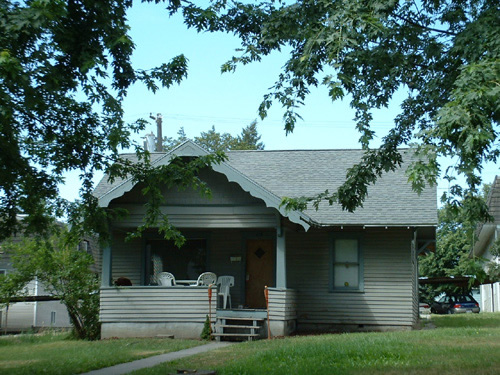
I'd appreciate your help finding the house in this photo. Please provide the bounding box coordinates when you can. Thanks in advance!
[0,223,69,332]
[95,140,437,339]
[0,220,100,332]
[472,175,500,312]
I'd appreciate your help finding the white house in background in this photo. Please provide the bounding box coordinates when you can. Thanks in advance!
[0,229,71,331]
[0,225,101,332]
[94,140,437,340]
[472,175,500,313]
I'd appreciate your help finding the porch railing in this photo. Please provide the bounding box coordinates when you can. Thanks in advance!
[100,286,217,324]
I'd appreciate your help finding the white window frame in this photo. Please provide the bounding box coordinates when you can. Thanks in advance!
[330,234,364,292]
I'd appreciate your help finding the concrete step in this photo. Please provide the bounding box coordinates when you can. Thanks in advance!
[217,324,262,329]
[211,332,260,338]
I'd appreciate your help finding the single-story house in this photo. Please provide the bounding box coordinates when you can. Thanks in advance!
[472,175,500,312]
[95,140,437,339]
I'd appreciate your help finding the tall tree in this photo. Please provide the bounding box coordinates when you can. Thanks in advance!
[176,0,499,221]
[233,120,265,150]
[194,125,238,152]
[0,0,224,242]
[163,122,265,152]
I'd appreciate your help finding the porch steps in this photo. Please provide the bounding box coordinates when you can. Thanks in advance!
[213,316,265,342]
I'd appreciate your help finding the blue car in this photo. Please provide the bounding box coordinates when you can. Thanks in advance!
[431,294,480,314]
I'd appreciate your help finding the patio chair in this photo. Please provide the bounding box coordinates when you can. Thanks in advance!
[158,272,176,286]
[216,275,234,309]
[196,272,217,286]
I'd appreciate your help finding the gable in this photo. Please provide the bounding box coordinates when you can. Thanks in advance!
[110,167,267,207]
[95,141,438,229]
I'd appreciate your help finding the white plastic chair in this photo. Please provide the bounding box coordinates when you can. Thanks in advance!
[158,272,176,286]
[216,276,234,309]
[196,272,217,286]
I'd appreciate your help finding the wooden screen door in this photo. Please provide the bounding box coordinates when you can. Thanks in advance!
[245,239,274,308]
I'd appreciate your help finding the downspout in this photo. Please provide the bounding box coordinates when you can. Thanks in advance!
[33,277,38,328]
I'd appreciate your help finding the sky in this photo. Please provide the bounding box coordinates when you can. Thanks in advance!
[59,2,498,202]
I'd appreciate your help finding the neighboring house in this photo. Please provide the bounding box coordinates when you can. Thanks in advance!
[0,223,100,332]
[472,175,500,312]
[95,140,437,339]
[0,226,71,331]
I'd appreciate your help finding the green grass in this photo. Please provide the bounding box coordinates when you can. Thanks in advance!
[1,313,499,375]
[0,331,204,374]
[132,313,500,375]
[431,312,500,328]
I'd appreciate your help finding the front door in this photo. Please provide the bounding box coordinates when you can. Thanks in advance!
[245,239,274,308]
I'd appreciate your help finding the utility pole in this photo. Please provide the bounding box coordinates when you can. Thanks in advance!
[149,113,163,152]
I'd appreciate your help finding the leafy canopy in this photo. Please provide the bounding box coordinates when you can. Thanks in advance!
[176,0,499,220]
[2,0,498,241]
[0,0,226,242]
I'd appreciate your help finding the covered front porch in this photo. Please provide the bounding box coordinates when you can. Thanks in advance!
[99,227,298,339]
[99,284,296,339]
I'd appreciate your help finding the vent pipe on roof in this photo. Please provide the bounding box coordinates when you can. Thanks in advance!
[143,132,156,152]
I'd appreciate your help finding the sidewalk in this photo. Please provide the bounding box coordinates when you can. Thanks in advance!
[82,342,233,375]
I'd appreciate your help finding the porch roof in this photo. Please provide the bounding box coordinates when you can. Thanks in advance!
[94,140,437,229]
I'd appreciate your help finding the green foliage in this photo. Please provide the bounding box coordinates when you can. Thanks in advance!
[0,0,189,241]
[419,200,487,299]
[195,125,239,153]
[176,0,499,221]
[200,314,212,340]
[163,121,265,152]
[125,152,227,246]
[4,230,101,340]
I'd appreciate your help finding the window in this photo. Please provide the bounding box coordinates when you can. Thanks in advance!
[331,236,363,292]
[78,240,91,255]
[0,270,6,276]
[50,311,56,325]
[146,238,207,285]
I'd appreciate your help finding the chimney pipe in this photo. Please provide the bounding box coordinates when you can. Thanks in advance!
[149,113,163,152]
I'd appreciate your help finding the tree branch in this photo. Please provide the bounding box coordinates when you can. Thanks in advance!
[393,14,458,37]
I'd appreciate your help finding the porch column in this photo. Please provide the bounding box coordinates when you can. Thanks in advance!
[101,241,112,287]
[276,228,287,288]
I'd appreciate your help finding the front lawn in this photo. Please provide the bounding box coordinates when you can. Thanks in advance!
[133,313,500,375]
[0,331,204,374]
[1,313,499,374]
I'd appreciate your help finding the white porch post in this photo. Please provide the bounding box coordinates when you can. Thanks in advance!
[101,241,112,287]
[276,228,287,288]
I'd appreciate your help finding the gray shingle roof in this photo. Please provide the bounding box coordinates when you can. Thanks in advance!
[94,144,437,227]
[225,149,437,226]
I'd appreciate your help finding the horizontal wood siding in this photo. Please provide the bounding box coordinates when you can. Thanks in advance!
[111,167,265,206]
[110,206,277,229]
[268,288,297,320]
[111,233,142,285]
[287,228,415,326]
[100,286,217,323]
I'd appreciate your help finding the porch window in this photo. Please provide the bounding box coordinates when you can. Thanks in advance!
[330,236,363,292]
[146,239,207,285]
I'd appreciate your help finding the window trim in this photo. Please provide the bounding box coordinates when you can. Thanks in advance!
[329,233,364,293]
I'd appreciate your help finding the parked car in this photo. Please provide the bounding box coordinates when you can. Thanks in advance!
[430,294,480,314]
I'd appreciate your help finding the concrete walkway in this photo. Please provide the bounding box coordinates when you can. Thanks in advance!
[82,342,233,375]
